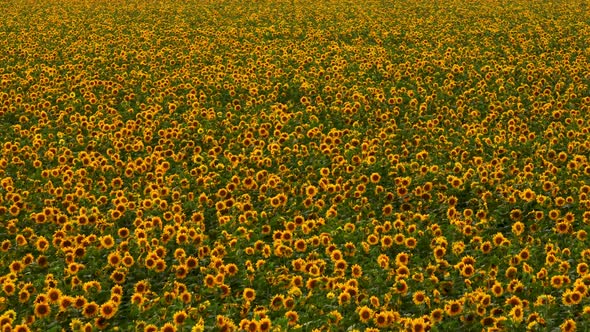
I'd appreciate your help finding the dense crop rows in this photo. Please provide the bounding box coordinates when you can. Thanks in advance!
[1,0,590,331]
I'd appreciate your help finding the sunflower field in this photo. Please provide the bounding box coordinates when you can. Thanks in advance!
[1,0,590,331]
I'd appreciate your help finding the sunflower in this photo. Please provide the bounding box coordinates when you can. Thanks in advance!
[110,270,126,284]
[1,240,11,252]
[47,288,62,303]
[285,310,298,326]
[480,316,496,327]
[2,282,15,296]
[131,293,144,306]
[218,284,230,299]
[143,324,158,332]
[81,323,93,332]
[13,325,31,332]
[9,260,25,275]
[405,237,417,249]
[100,301,118,319]
[551,276,564,288]
[351,264,363,277]
[370,173,381,183]
[445,300,463,316]
[555,221,570,234]
[560,319,576,332]
[122,254,134,267]
[396,266,410,277]
[395,252,410,266]
[329,249,343,261]
[82,302,99,318]
[18,289,30,303]
[338,291,351,305]
[35,237,49,252]
[241,319,258,332]
[154,260,167,273]
[134,280,149,294]
[373,311,390,328]
[367,234,379,246]
[283,296,295,310]
[512,221,525,236]
[433,246,446,259]
[305,185,318,197]
[370,296,380,308]
[382,204,393,216]
[412,291,428,306]
[492,233,506,246]
[107,252,121,267]
[410,317,428,332]
[563,290,583,306]
[259,317,271,332]
[394,280,408,295]
[243,288,256,302]
[516,248,530,262]
[173,310,187,326]
[491,282,504,297]
[290,239,306,253]
[34,302,51,318]
[377,254,389,269]
[380,235,394,249]
[175,265,188,279]
[508,305,524,323]
[270,295,284,311]
[99,235,115,249]
[357,305,374,323]
[160,322,176,332]
[269,195,282,208]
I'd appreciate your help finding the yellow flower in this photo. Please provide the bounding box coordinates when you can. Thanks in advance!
[357,306,373,323]
[560,318,576,332]
[99,301,118,319]
[405,237,417,249]
[160,322,177,332]
[445,299,463,316]
[373,311,391,328]
[285,310,299,326]
[409,317,429,332]
[82,301,99,318]
[2,282,15,296]
[243,288,256,302]
[338,291,351,305]
[34,302,51,318]
[173,310,187,326]
[377,254,389,269]
[369,173,381,183]
[47,288,62,303]
[99,235,115,249]
[412,291,429,306]
[508,305,524,323]
[430,308,444,323]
